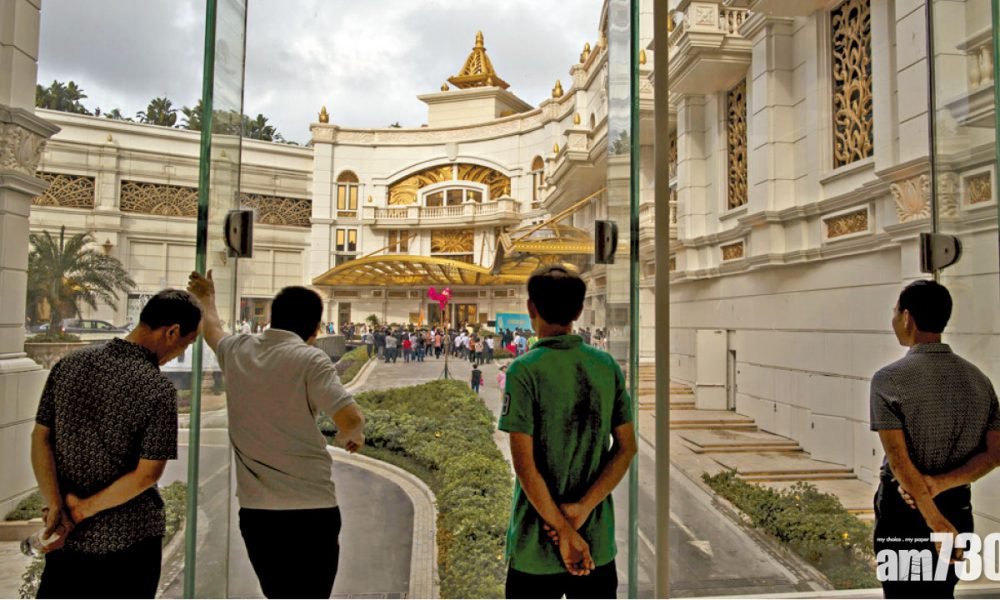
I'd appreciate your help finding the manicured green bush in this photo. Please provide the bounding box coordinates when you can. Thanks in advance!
[25,332,82,343]
[337,380,513,598]
[5,491,44,521]
[492,347,514,359]
[703,471,878,589]
[337,345,372,385]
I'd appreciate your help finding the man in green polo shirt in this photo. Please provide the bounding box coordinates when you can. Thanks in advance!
[498,265,636,599]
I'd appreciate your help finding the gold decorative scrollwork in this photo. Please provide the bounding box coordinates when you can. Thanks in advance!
[965,172,992,205]
[727,81,748,210]
[32,172,96,208]
[456,163,511,199]
[824,208,869,239]
[120,180,198,216]
[431,229,474,254]
[388,163,511,205]
[721,242,744,261]
[832,0,873,168]
[240,193,312,228]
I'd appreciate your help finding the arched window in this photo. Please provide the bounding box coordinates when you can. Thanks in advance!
[336,171,359,217]
[530,156,545,206]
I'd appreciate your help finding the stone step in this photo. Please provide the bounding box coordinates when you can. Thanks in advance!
[670,402,696,410]
[679,429,801,454]
[712,452,855,481]
[672,422,758,431]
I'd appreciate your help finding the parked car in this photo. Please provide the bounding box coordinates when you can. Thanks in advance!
[55,319,128,334]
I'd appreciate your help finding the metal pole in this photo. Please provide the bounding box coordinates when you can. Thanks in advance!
[183,0,217,595]
[628,0,641,596]
[653,0,672,596]
[992,0,1000,297]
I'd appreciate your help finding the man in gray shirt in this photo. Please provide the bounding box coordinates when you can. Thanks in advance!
[870,280,999,598]
[188,271,364,599]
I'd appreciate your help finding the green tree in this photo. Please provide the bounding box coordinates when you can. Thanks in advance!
[181,99,204,130]
[103,108,134,122]
[35,80,91,114]
[27,227,135,331]
[137,96,178,127]
[244,113,277,141]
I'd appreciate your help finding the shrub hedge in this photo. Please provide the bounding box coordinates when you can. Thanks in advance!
[337,346,372,386]
[5,491,44,521]
[323,379,512,598]
[703,471,878,589]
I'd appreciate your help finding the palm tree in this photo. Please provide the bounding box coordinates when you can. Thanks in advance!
[137,96,178,127]
[104,108,134,122]
[27,227,135,331]
[181,99,204,130]
[244,113,277,141]
[35,80,91,114]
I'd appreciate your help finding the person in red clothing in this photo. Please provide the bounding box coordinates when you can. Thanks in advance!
[401,336,413,363]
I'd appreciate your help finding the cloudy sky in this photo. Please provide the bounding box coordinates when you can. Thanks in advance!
[37,0,601,144]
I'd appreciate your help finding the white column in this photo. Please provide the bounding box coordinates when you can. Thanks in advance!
[0,0,60,515]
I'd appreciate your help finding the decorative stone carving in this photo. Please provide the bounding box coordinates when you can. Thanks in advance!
[964,172,992,205]
[832,0,873,168]
[727,81,748,210]
[240,193,312,228]
[937,172,960,217]
[0,123,48,177]
[721,242,745,261]
[824,207,869,239]
[694,5,718,27]
[31,173,96,208]
[890,175,930,222]
[120,180,198,216]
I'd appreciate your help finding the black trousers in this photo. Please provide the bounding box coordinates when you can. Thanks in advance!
[37,535,162,598]
[873,476,973,599]
[506,559,618,599]
[239,506,341,599]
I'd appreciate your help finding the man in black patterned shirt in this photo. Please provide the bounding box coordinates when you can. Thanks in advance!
[871,280,1000,599]
[31,290,202,599]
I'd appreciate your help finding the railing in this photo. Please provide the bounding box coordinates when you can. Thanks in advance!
[668,3,751,50]
[962,31,994,89]
[720,8,749,35]
[369,199,519,223]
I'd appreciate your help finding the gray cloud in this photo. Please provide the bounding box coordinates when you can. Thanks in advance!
[38,0,601,144]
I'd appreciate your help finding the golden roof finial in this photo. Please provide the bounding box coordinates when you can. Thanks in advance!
[448,31,510,90]
[552,80,564,98]
[573,113,581,125]
[319,105,329,124]
[553,143,560,154]
[639,49,647,65]
[580,42,591,63]
[441,82,450,92]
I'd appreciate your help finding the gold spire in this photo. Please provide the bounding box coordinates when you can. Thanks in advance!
[448,31,510,90]
[553,143,560,154]
[639,49,647,65]
[441,82,450,92]
[552,80,564,98]
[573,113,581,125]
[580,42,591,63]
[319,105,329,123]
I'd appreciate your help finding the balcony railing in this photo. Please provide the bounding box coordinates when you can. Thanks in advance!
[667,1,753,95]
[364,198,521,227]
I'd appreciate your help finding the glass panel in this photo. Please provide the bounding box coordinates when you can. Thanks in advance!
[468,189,483,203]
[929,0,1000,569]
[337,185,346,210]
[447,189,464,206]
[176,0,247,596]
[350,186,359,210]
[606,0,639,595]
[426,191,443,207]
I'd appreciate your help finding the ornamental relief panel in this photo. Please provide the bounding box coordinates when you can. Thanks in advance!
[891,175,930,222]
[824,207,869,239]
[937,172,960,217]
[456,164,512,199]
[721,242,744,261]
[120,180,198,217]
[430,229,474,254]
[964,172,992,205]
[240,193,312,228]
[32,172,96,208]
[0,123,48,177]
[727,81,748,210]
[832,0,874,168]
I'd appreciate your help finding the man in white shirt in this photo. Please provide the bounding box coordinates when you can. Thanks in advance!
[188,271,364,599]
